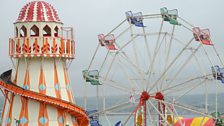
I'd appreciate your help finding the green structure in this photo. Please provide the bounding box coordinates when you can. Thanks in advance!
[211,112,224,126]
[83,70,101,85]
[160,7,181,25]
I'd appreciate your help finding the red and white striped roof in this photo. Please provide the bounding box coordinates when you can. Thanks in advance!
[16,1,62,23]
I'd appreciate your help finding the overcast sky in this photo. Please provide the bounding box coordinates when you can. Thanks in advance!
[0,0,224,98]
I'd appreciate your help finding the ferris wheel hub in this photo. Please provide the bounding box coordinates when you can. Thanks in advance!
[140,91,150,101]
[155,92,164,100]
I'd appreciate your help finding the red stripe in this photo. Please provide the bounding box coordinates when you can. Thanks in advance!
[26,2,34,21]
[19,97,29,126]
[64,66,73,102]
[13,59,20,84]
[204,119,215,126]
[7,94,14,126]
[43,2,54,21]
[17,4,29,21]
[23,68,30,90]
[52,5,61,22]
[54,62,61,99]
[36,2,44,21]
[57,109,64,126]
[39,65,46,94]
[38,103,49,126]
[17,1,61,22]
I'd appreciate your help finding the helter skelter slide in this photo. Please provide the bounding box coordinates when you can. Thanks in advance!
[0,1,88,126]
[83,8,224,126]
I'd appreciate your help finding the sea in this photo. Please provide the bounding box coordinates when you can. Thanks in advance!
[0,93,223,125]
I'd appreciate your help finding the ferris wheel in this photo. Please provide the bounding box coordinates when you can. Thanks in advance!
[83,7,224,126]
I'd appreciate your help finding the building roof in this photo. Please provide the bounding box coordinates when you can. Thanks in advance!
[16,1,62,23]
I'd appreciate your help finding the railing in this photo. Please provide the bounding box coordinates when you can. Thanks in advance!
[9,37,75,59]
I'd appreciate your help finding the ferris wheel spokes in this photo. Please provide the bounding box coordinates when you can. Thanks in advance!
[159,99,214,119]
[159,25,176,91]
[212,45,224,66]
[145,20,164,77]
[99,52,144,92]
[160,43,203,91]
[145,32,168,90]
[83,8,223,126]
[170,79,206,102]
[142,27,152,65]
[147,37,195,92]
[115,55,145,91]
[162,74,212,94]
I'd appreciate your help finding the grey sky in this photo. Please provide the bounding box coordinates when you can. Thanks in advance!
[0,0,224,97]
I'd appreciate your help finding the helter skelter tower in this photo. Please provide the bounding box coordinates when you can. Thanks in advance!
[0,1,88,126]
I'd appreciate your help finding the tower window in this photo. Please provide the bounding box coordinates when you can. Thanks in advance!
[30,25,39,37]
[20,25,27,37]
[54,26,59,37]
[43,25,51,37]
[16,27,18,37]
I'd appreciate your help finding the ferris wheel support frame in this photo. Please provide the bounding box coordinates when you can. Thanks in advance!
[83,10,224,126]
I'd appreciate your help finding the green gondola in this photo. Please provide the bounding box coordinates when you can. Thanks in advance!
[82,70,101,85]
[160,7,181,25]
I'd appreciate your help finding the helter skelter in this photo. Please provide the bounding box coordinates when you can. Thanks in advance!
[0,1,88,126]
[83,7,224,126]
